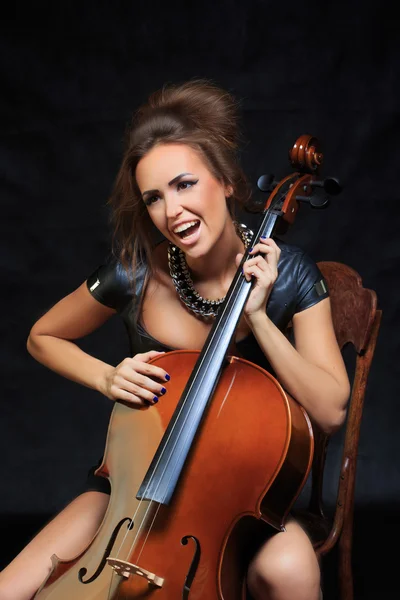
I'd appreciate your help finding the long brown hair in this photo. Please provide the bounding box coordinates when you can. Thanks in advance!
[108,79,251,275]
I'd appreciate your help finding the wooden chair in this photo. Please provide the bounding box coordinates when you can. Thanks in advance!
[295,261,382,600]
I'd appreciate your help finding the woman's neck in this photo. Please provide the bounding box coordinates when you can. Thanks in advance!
[185,219,245,289]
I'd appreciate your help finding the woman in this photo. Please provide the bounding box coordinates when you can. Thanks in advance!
[0,80,350,600]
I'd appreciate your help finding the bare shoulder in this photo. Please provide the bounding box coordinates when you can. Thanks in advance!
[29,283,116,340]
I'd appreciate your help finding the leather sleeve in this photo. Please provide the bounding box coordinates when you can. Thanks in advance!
[86,258,133,313]
[295,252,329,312]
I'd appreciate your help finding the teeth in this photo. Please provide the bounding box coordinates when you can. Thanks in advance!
[173,220,199,234]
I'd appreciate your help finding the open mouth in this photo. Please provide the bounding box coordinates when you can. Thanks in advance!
[174,220,200,239]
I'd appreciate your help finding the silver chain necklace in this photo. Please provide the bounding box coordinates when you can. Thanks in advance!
[168,221,253,319]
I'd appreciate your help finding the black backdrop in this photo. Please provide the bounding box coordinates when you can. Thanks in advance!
[1,2,399,599]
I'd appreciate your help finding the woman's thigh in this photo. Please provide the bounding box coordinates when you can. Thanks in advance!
[0,491,109,600]
[247,518,321,600]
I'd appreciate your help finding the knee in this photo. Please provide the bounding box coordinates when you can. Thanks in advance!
[247,545,320,599]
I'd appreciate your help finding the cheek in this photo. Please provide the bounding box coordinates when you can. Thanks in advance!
[212,193,231,219]
[206,181,229,211]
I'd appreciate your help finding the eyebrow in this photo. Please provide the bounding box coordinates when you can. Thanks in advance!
[142,172,194,198]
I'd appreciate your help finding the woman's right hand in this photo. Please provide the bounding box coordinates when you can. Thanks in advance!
[103,350,170,408]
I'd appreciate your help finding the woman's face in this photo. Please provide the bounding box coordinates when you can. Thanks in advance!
[135,143,232,259]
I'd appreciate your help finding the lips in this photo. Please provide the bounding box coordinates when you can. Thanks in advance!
[172,219,199,233]
[172,220,200,239]
[172,220,202,246]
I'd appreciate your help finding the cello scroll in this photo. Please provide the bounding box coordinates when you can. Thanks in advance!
[257,134,342,222]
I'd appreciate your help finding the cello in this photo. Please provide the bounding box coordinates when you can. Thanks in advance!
[34,134,341,599]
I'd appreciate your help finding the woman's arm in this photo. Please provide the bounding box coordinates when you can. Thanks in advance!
[27,283,170,405]
[239,237,350,434]
[27,283,119,394]
[247,298,350,434]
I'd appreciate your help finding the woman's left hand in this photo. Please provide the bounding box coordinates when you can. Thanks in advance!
[236,237,281,318]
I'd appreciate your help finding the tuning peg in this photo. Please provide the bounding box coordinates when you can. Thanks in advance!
[295,194,330,209]
[310,177,342,196]
[257,174,278,193]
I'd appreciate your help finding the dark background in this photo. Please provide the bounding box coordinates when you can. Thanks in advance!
[1,2,398,598]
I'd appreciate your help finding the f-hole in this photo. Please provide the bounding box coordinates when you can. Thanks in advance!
[78,517,133,584]
[181,535,201,599]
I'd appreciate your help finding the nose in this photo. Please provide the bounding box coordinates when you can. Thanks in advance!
[164,193,183,220]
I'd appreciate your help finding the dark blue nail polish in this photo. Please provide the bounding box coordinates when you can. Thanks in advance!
[165,374,170,381]
[249,247,253,252]
[161,387,167,395]
[153,396,159,403]
[260,236,267,239]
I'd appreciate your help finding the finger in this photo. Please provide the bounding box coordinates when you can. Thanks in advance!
[259,236,280,250]
[243,256,278,278]
[242,264,259,282]
[125,358,171,382]
[248,247,279,272]
[243,263,269,282]
[249,236,281,251]
[125,382,161,405]
[243,261,277,283]
[111,388,151,408]
[118,367,170,397]
[248,243,278,259]
[125,375,167,399]
[249,245,275,256]
[116,375,167,399]
[244,255,271,272]
[135,350,166,362]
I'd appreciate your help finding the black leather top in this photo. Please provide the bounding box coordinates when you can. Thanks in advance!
[86,239,329,375]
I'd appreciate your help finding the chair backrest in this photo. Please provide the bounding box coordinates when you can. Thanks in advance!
[310,261,381,555]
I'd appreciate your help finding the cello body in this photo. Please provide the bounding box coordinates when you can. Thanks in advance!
[35,351,313,600]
